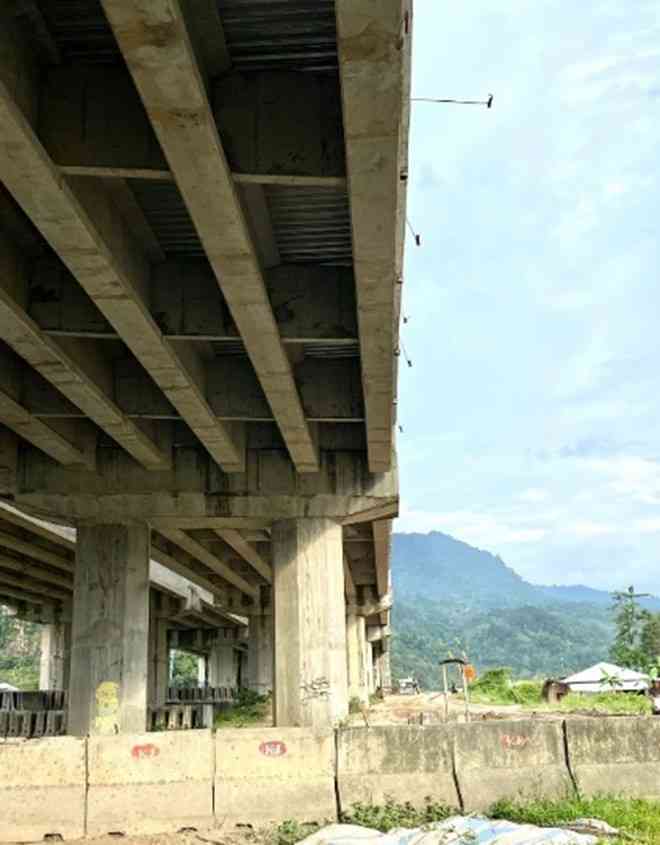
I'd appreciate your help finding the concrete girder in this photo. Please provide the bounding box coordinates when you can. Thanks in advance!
[0,528,73,573]
[155,527,258,601]
[0,502,75,550]
[0,234,170,470]
[0,388,90,467]
[100,0,319,473]
[335,0,412,472]
[0,565,70,602]
[0,85,246,473]
[29,259,357,346]
[0,583,59,613]
[39,65,344,182]
[0,551,73,592]
[214,528,272,584]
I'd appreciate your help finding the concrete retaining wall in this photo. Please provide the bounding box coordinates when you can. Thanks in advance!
[215,728,337,826]
[87,730,215,835]
[566,717,660,799]
[2,717,660,841]
[454,720,573,811]
[337,726,459,812]
[0,737,86,842]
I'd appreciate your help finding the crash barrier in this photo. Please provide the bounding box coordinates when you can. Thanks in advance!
[337,725,459,811]
[1,689,67,711]
[453,720,572,811]
[0,689,68,738]
[215,728,337,827]
[565,716,660,799]
[148,703,209,731]
[167,685,236,703]
[0,708,66,738]
[86,729,215,835]
[0,736,86,842]
[2,717,660,840]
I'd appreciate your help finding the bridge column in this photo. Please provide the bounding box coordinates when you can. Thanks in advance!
[272,518,348,728]
[248,589,273,696]
[346,608,368,706]
[68,523,150,736]
[39,612,71,691]
[208,634,238,690]
[147,593,169,709]
[378,640,393,694]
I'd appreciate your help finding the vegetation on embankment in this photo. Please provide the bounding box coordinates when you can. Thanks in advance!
[274,795,660,845]
[469,668,652,714]
[491,794,660,845]
[0,607,40,689]
[214,688,271,728]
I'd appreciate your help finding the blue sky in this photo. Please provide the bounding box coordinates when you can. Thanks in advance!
[396,0,660,593]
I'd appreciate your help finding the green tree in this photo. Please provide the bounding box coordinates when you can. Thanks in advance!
[641,612,660,664]
[609,586,648,669]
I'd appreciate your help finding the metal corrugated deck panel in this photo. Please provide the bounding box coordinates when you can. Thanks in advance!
[265,185,353,265]
[130,181,205,257]
[39,0,338,71]
[217,0,338,72]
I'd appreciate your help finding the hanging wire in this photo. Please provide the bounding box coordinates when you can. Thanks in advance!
[412,94,494,109]
[406,217,421,246]
[401,340,413,368]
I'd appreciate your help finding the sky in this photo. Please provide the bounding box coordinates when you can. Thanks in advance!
[395,0,660,593]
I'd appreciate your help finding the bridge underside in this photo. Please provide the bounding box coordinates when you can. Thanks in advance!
[0,0,410,730]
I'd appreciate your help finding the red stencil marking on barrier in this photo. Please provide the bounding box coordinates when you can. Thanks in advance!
[259,740,287,757]
[501,734,531,749]
[131,743,160,759]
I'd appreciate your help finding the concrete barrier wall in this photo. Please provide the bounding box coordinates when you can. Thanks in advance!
[87,730,215,835]
[454,720,573,811]
[3,717,660,841]
[337,726,459,813]
[566,717,660,799]
[215,728,337,826]
[0,737,86,842]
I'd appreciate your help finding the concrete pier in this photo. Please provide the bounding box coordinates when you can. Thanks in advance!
[68,524,150,736]
[346,609,368,706]
[248,596,273,696]
[148,593,170,709]
[273,519,348,727]
[208,635,238,689]
[39,615,71,691]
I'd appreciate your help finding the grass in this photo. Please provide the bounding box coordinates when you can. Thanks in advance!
[468,668,652,715]
[490,795,660,844]
[341,797,455,832]
[214,688,271,728]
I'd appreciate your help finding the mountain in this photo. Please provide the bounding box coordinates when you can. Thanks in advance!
[392,532,660,610]
[389,531,660,688]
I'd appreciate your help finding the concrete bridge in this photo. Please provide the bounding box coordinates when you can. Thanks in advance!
[0,0,410,733]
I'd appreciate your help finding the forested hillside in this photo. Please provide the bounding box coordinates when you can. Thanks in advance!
[389,532,657,688]
[0,607,40,689]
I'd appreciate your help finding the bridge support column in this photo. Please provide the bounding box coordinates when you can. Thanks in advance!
[39,614,71,691]
[248,592,273,696]
[365,640,375,695]
[148,593,169,709]
[346,609,368,706]
[68,523,150,736]
[273,518,348,728]
[378,641,393,694]
[208,636,237,690]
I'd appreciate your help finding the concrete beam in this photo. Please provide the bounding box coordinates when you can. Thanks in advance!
[0,501,75,550]
[0,565,70,601]
[101,0,319,473]
[0,551,72,592]
[335,0,412,472]
[39,65,344,181]
[0,527,73,573]
[0,235,170,471]
[0,86,245,473]
[372,519,392,600]
[29,259,357,345]
[151,543,228,606]
[0,582,58,611]
[214,529,271,584]
[156,527,258,600]
[0,388,90,467]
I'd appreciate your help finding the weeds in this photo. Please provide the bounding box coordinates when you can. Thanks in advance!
[490,795,660,844]
[272,820,322,845]
[214,688,270,728]
[341,797,454,832]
